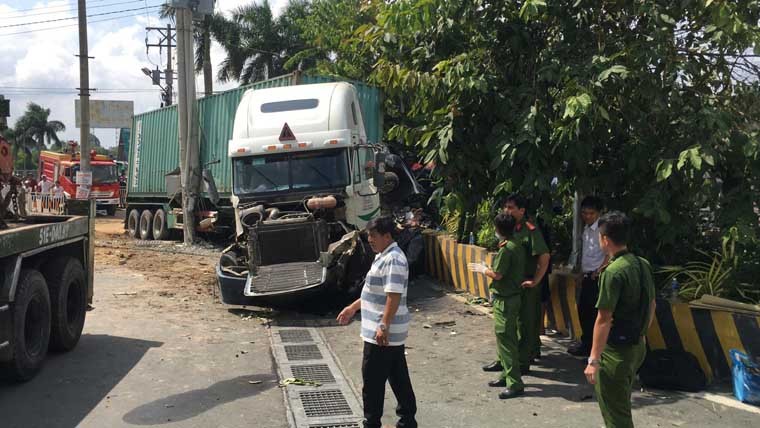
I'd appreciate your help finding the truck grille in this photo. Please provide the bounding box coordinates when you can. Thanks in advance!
[244,262,324,295]
[90,190,113,198]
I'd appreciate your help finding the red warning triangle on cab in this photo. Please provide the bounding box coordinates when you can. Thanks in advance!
[279,123,296,141]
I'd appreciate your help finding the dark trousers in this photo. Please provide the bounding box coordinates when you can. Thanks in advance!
[578,274,600,349]
[362,341,417,428]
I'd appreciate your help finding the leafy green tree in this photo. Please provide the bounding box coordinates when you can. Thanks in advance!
[355,0,759,266]
[288,0,377,80]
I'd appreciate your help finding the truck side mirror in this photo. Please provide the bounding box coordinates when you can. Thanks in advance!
[373,152,386,189]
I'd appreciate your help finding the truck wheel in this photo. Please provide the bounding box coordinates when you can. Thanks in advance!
[127,209,141,238]
[152,209,169,240]
[44,258,87,352]
[0,270,51,382]
[139,210,154,240]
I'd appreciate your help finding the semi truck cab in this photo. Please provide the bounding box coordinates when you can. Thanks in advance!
[217,82,385,305]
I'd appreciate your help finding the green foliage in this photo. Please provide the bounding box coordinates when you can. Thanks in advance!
[659,227,758,303]
[6,102,64,170]
[475,199,498,250]
[345,0,760,265]
[208,0,312,84]
[288,0,376,79]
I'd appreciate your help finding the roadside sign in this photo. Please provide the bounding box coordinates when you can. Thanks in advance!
[76,171,93,186]
[75,186,90,199]
[75,100,134,129]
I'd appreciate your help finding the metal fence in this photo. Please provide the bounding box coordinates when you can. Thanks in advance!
[24,191,66,215]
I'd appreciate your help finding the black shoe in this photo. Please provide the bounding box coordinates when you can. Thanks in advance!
[520,365,531,374]
[568,345,590,357]
[488,378,506,388]
[498,388,524,399]
[482,360,503,372]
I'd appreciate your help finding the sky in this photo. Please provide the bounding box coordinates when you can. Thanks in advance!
[0,0,287,148]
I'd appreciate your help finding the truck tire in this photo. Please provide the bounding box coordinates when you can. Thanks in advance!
[0,269,51,382]
[152,209,169,240]
[139,210,154,240]
[127,209,141,238]
[44,258,87,352]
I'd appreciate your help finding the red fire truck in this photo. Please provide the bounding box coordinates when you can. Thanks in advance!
[38,144,120,215]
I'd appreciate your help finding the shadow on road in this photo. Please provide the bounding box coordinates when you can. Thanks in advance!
[122,373,277,425]
[0,334,162,428]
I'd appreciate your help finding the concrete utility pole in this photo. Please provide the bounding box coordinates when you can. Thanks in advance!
[166,24,174,105]
[77,0,91,176]
[145,25,176,105]
[175,6,200,245]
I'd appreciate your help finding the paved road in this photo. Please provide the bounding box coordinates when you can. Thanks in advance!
[2,264,759,428]
[0,267,287,428]
[320,277,760,428]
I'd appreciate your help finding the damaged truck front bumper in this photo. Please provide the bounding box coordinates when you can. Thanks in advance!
[216,262,335,306]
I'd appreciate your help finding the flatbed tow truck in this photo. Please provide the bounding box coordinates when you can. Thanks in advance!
[0,135,94,382]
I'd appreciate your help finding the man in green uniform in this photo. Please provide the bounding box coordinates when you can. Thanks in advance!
[584,211,656,428]
[482,194,550,374]
[469,213,526,399]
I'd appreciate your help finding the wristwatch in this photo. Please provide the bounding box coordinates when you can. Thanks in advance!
[378,323,387,332]
[587,357,601,367]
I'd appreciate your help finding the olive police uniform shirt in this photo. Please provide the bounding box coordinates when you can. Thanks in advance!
[490,240,526,298]
[513,220,550,278]
[595,250,656,337]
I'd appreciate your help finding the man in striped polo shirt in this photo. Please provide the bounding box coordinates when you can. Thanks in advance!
[337,216,417,428]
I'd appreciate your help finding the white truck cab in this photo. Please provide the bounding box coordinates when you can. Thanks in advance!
[228,82,382,234]
[218,82,385,304]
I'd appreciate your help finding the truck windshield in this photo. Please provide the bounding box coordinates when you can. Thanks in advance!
[71,165,118,184]
[233,149,349,195]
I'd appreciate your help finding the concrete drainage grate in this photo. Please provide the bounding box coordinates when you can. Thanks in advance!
[299,389,353,417]
[270,325,363,427]
[285,344,323,361]
[291,364,336,384]
[308,423,361,428]
[280,329,314,343]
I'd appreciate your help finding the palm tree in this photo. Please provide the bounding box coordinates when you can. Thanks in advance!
[159,4,217,97]
[15,103,65,151]
[211,0,312,85]
[13,103,65,169]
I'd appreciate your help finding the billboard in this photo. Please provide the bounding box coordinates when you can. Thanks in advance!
[75,100,134,129]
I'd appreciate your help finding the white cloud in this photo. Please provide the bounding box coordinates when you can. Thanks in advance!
[1,0,289,148]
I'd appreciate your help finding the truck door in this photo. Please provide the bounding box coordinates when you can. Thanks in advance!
[346,146,380,228]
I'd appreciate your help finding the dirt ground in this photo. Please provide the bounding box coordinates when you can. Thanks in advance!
[94,218,219,307]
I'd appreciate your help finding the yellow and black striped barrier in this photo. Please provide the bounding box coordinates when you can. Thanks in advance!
[422,231,760,382]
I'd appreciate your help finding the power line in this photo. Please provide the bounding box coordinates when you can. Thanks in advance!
[0,11,162,37]
[1,0,113,14]
[0,5,163,29]
[0,86,157,92]
[0,0,149,19]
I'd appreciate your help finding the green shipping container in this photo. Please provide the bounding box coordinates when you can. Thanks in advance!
[128,72,383,201]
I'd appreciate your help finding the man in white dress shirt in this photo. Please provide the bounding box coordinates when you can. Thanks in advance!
[568,196,609,357]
